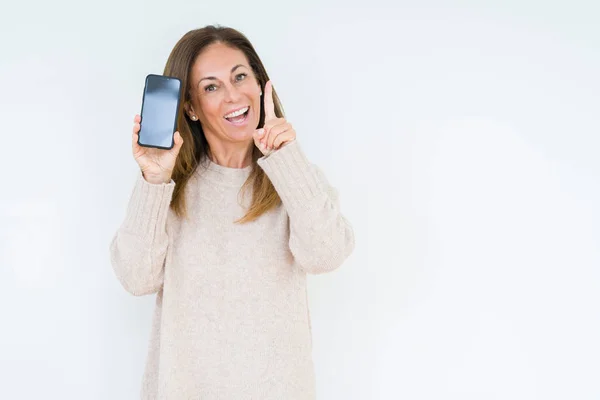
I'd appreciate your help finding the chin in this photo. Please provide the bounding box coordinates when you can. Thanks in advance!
[223,127,255,143]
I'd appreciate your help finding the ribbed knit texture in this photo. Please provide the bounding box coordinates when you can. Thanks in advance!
[109,140,354,399]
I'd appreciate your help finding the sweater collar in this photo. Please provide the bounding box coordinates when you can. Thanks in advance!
[196,156,253,187]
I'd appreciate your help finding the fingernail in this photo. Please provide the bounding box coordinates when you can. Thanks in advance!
[257,128,264,136]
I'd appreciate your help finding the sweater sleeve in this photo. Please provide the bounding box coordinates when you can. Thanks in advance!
[109,172,175,296]
[257,140,355,274]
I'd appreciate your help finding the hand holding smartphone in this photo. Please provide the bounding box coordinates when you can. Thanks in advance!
[131,74,184,184]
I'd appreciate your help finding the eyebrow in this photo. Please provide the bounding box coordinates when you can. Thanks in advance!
[197,64,247,86]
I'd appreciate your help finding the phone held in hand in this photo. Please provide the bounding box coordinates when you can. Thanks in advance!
[138,74,182,150]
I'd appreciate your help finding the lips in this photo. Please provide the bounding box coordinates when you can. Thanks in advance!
[223,106,249,118]
[224,107,250,126]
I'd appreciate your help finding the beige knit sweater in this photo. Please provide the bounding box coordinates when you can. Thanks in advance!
[109,140,355,399]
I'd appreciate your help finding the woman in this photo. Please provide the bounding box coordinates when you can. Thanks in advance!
[110,25,355,399]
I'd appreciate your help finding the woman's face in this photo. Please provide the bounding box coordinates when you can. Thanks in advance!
[186,42,262,144]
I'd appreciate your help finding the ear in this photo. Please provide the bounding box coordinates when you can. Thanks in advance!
[183,101,195,118]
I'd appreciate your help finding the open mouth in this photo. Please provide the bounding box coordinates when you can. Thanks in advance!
[224,106,250,126]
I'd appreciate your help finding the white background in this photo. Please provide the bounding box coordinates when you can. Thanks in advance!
[1,0,599,399]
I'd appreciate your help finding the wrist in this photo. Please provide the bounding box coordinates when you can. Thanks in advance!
[142,171,172,185]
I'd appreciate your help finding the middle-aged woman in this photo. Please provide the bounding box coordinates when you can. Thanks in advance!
[110,25,355,399]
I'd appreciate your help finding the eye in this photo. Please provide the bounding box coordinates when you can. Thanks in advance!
[204,84,217,93]
[235,73,247,82]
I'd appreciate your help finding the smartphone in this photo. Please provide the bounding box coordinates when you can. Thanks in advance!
[138,74,182,150]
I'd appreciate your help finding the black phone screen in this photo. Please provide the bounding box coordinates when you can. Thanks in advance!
[138,74,182,149]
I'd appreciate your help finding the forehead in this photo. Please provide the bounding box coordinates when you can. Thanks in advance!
[192,43,250,77]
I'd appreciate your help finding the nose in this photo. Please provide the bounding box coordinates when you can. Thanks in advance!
[222,83,242,103]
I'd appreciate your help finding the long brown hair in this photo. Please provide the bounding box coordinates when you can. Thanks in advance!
[162,25,284,223]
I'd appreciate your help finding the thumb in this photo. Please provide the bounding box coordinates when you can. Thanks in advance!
[254,128,265,139]
[253,128,265,143]
[171,131,184,154]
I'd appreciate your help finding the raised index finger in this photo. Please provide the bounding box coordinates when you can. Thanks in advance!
[263,80,276,121]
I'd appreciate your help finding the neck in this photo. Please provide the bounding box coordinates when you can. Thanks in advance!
[205,135,255,169]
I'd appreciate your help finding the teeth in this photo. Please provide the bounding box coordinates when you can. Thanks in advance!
[224,107,249,119]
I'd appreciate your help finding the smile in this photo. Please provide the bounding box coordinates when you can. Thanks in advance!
[223,106,250,126]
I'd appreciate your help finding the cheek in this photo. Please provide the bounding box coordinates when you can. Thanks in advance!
[253,95,262,117]
[199,98,222,122]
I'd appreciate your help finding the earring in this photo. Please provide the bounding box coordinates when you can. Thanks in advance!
[191,115,197,121]
[260,91,263,96]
